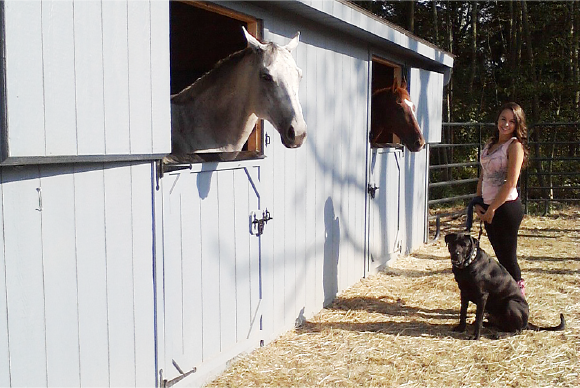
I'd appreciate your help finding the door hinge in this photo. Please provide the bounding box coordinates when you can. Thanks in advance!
[160,360,197,388]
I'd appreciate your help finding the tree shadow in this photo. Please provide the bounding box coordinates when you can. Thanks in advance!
[294,295,467,338]
[521,255,580,263]
[297,319,463,339]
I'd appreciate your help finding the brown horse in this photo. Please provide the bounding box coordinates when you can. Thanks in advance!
[370,82,424,152]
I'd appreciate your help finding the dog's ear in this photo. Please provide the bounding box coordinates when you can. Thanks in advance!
[444,233,456,245]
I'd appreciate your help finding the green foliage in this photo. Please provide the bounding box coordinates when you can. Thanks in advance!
[351,1,580,122]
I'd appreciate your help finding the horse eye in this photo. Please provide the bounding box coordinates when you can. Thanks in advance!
[261,73,274,82]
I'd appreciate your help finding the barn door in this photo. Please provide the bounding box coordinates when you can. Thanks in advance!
[156,163,265,386]
[366,147,404,274]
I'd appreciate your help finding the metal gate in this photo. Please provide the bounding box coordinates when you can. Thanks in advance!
[155,162,266,386]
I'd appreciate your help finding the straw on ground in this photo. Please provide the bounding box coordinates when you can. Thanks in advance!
[207,206,579,387]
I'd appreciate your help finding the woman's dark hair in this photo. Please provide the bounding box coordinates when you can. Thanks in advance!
[490,102,529,168]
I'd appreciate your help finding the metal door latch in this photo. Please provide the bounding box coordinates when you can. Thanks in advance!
[367,184,379,199]
[251,209,273,236]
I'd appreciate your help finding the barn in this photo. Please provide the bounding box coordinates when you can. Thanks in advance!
[0,1,453,387]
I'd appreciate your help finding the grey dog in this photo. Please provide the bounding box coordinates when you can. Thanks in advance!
[445,233,565,340]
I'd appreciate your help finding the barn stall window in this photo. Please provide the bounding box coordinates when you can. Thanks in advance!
[169,1,262,162]
[369,57,404,148]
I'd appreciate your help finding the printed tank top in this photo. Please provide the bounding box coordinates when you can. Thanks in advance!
[480,137,519,205]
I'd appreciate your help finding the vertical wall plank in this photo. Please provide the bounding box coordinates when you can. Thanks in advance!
[104,165,136,386]
[0,173,10,387]
[160,172,184,379]
[2,167,47,387]
[131,163,156,386]
[180,173,204,367]
[303,37,319,318]
[74,1,106,156]
[294,38,307,322]
[3,2,45,157]
[200,171,221,361]
[74,165,110,387]
[150,0,172,154]
[102,1,130,155]
[128,1,153,154]
[39,165,81,386]
[270,124,287,333]
[42,1,77,156]
[218,171,237,351]
[234,169,251,341]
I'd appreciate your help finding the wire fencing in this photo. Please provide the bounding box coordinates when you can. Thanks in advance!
[427,122,580,240]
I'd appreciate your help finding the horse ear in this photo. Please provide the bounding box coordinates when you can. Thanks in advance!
[284,32,300,52]
[243,26,267,51]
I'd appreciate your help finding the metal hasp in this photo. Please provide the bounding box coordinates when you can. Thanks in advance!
[251,209,273,236]
[367,183,379,199]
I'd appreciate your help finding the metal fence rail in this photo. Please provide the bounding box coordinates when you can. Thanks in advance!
[428,122,580,240]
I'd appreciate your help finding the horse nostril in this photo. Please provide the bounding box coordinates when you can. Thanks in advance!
[287,126,295,142]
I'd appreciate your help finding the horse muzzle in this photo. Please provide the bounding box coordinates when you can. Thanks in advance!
[404,134,425,152]
[281,123,307,148]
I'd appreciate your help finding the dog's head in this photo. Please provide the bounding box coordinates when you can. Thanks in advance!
[445,233,477,268]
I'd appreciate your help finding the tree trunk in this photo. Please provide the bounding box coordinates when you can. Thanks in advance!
[521,0,550,213]
[408,1,415,34]
[432,1,439,46]
[468,2,478,96]
[572,1,580,111]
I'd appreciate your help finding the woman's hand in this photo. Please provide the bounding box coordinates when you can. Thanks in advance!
[481,207,496,224]
[475,204,495,224]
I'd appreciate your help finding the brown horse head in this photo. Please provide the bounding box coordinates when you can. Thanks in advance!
[370,82,425,152]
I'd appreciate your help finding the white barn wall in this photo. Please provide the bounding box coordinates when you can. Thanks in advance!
[0,1,452,386]
[404,69,445,251]
[1,0,171,163]
[260,15,369,337]
[0,162,157,387]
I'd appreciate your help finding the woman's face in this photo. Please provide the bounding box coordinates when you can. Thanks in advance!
[497,109,517,138]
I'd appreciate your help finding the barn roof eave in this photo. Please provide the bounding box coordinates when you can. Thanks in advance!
[250,0,454,77]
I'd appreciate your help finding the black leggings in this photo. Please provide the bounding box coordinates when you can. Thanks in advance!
[483,198,524,281]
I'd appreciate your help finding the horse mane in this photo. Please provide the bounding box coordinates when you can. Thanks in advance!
[372,84,410,103]
[171,43,278,105]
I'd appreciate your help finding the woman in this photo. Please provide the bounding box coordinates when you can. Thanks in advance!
[475,102,529,296]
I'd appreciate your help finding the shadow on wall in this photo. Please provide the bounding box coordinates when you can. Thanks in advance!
[323,197,340,307]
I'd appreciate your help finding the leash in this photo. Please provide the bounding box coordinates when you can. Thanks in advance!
[458,219,483,270]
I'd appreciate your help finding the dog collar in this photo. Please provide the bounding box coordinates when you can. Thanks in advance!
[454,246,479,269]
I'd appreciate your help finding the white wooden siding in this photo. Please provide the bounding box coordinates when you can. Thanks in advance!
[410,68,444,144]
[261,21,369,336]
[158,165,263,385]
[367,148,403,272]
[0,2,451,386]
[0,162,156,387]
[1,0,171,163]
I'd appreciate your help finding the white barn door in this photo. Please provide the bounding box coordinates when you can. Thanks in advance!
[157,164,265,386]
[366,148,403,274]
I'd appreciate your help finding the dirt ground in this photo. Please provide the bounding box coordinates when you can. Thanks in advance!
[207,206,579,387]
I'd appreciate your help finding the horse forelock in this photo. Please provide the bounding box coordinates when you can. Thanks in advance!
[261,43,279,66]
[396,86,411,102]
[373,86,410,104]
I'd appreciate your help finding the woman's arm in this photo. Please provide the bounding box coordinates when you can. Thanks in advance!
[480,141,524,223]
